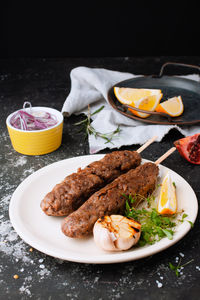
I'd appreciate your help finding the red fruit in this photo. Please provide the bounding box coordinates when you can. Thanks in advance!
[174,134,200,165]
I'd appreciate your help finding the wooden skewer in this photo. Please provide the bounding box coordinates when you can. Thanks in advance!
[137,136,158,153]
[155,147,176,165]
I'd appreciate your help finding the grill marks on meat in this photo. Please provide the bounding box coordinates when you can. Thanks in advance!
[61,162,159,238]
[40,151,141,216]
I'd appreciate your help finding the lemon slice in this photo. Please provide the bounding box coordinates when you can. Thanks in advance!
[114,87,162,105]
[157,172,177,215]
[155,96,184,117]
[114,87,163,118]
[128,94,163,118]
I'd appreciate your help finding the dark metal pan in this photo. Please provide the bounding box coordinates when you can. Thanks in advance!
[108,62,200,125]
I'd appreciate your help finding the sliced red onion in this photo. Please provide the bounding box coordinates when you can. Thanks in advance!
[10,102,58,131]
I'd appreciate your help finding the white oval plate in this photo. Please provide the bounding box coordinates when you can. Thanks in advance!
[9,155,198,264]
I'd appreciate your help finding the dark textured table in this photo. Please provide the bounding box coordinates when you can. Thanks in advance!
[0,57,200,300]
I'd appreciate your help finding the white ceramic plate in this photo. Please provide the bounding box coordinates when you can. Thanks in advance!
[9,155,198,264]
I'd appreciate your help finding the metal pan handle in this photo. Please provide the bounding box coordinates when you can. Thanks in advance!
[122,104,173,122]
[158,62,200,78]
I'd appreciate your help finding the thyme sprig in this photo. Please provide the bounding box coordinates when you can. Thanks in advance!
[75,105,121,144]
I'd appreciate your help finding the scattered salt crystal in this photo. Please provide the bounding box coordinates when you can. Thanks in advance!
[160,276,163,280]
[39,264,45,269]
[0,195,11,211]
[14,157,27,167]
[156,280,163,288]
[179,252,184,257]
[196,266,200,271]
[26,276,32,282]
[38,268,50,279]
[19,285,31,296]
[0,220,33,264]
[94,277,99,283]
[7,231,18,242]
[20,268,24,272]
[175,257,179,262]
[39,258,44,263]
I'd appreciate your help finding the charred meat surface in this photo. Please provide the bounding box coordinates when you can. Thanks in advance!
[41,151,141,216]
[61,162,159,238]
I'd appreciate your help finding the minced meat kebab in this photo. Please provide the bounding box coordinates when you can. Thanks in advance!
[61,162,159,238]
[40,150,141,216]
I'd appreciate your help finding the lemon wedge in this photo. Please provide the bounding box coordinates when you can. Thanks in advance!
[114,87,163,118]
[157,172,177,215]
[128,94,163,118]
[155,96,184,117]
[114,87,162,105]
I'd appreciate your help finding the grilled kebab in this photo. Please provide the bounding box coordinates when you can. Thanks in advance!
[61,162,159,238]
[41,150,141,216]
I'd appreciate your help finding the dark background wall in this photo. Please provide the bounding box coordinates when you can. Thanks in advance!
[1,2,200,57]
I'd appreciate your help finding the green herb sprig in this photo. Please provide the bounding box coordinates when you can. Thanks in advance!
[169,258,194,277]
[124,194,177,246]
[179,213,194,228]
[123,179,194,248]
[75,105,121,144]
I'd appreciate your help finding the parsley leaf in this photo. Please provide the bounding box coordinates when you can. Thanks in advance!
[188,221,194,228]
[162,229,173,240]
[124,193,177,246]
[179,213,194,228]
[123,189,192,248]
[169,259,194,277]
[169,262,176,271]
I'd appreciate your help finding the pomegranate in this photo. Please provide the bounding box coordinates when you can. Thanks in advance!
[174,134,200,165]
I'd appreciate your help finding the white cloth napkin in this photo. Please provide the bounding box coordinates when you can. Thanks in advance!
[62,67,200,154]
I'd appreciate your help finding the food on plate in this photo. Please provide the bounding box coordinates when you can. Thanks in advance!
[61,162,159,238]
[156,96,184,117]
[125,193,178,246]
[157,172,177,215]
[174,133,200,165]
[40,150,141,216]
[114,87,163,118]
[93,215,141,251]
